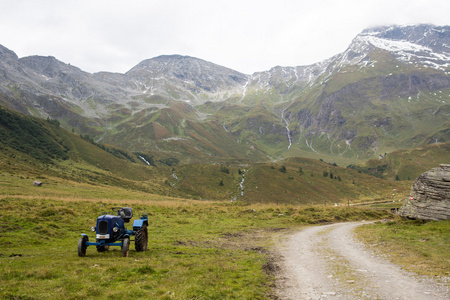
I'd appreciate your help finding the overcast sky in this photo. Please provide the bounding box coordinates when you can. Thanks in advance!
[1,0,448,74]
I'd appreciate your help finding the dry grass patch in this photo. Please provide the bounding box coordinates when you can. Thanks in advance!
[355,217,450,279]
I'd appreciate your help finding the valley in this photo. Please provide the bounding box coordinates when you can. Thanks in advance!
[1,102,432,204]
[0,25,448,164]
[0,24,449,299]
[1,24,449,205]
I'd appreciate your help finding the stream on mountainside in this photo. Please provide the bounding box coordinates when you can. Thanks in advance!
[172,170,178,187]
[239,169,246,196]
[138,155,152,166]
[281,110,292,150]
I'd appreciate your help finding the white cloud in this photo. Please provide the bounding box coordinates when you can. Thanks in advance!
[0,0,448,74]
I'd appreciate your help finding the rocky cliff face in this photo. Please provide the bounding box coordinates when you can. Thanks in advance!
[399,164,450,220]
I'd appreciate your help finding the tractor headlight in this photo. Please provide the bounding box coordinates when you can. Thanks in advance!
[113,227,119,233]
[91,226,96,232]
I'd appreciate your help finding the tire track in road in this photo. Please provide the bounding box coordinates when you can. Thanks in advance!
[276,222,449,299]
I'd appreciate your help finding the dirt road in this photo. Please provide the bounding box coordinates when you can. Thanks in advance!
[276,222,449,299]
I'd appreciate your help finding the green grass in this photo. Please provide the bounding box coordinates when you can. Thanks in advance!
[0,139,411,204]
[240,158,410,205]
[0,196,390,299]
[363,142,450,181]
[355,217,450,277]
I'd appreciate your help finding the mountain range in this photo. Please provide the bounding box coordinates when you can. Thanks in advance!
[0,24,449,164]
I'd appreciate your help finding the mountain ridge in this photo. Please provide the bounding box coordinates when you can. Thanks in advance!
[0,24,448,163]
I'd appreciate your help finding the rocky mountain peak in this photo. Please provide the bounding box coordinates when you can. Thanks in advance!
[127,54,195,73]
[350,24,450,72]
[361,24,450,51]
[127,54,247,83]
[0,44,18,61]
[19,55,87,80]
[125,54,248,102]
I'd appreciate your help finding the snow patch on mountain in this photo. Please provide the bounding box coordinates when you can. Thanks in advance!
[328,25,450,74]
[360,35,450,71]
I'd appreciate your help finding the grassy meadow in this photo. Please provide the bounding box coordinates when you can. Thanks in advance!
[0,192,391,299]
[1,105,448,298]
[1,169,448,299]
[356,217,450,278]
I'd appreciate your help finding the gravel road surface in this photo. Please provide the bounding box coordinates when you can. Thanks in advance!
[276,222,449,299]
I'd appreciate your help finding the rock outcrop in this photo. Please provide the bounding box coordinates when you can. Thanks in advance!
[399,164,450,220]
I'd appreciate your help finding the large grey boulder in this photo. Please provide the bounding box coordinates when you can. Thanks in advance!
[398,164,450,220]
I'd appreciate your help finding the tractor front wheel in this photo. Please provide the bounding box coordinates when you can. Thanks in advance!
[122,237,130,257]
[135,224,148,252]
[78,236,88,257]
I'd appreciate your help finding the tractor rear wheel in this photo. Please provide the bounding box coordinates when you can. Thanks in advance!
[135,224,148,252]
[78,236,88,257]
[121,237,130,257]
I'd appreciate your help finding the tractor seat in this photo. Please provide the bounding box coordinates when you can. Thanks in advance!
[119,207,133,222]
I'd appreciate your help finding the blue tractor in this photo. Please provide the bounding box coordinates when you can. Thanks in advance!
[78,207,148,257]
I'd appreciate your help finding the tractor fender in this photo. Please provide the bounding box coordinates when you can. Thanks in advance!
[80,234,95,247]
[132,219,148,230]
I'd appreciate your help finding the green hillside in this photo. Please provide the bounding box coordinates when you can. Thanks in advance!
[193,65,450,164]
[239,157,409,205]
[359,143,450,181]
[0,105,183,197]
[101,102,267,164]
[281,65,450,161]
[0,106,69,163]
[0,104,440,205]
